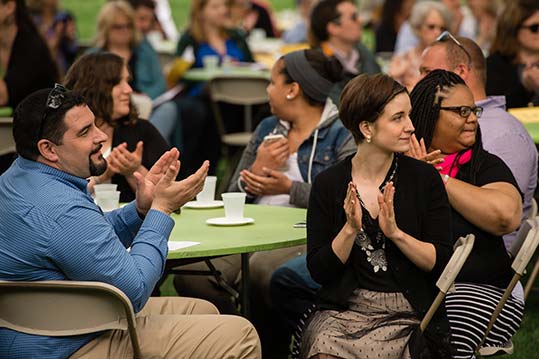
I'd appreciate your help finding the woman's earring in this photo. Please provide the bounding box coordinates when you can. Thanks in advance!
[286,94,293,100]
[366,137,372,143]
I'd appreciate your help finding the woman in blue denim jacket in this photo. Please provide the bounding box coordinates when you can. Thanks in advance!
[227,49,355,208]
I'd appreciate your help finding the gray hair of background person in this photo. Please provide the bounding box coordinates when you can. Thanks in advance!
[409,0,452,37]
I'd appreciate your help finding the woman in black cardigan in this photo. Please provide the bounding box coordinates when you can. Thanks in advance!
[300,73,453,359]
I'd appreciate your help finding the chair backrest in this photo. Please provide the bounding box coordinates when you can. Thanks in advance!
[511,217,539,275]
[0,280,142,358]
[209,76,269,134]
[476,218,539,354]
[420,234,475,332]
[531,198,538,219]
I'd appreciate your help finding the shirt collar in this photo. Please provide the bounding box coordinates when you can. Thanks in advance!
[17,157,90,192]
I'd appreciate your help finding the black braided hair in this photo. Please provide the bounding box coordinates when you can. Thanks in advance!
[410,69,484,185]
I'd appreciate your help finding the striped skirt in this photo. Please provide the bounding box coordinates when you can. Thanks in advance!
[445,282,525,359]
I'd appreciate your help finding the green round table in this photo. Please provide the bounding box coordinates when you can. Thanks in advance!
[166,204,307,317]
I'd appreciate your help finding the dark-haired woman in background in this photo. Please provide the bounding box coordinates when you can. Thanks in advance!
[64,52,169,203]
[410,69,524,358]
[299,73,453,359]
[487,0,539,108]
[0,0,58,174]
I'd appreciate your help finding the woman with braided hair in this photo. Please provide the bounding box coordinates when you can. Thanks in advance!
[409,69,524,358]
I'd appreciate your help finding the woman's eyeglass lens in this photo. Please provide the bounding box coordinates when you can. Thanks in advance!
[439,106,483,119]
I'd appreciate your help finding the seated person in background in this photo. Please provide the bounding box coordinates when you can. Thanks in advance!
[388,0,452,91]
[92,0,179,146]
[374,0,414,54]
[487,0,539,108]
[395,0,476,55]
[0,0,58,174]
[282,0,315,44]
[64,52,169,203]
[27,0,78,75]
[174,49,356,358]
[175,0,254,175]
[127,0,167,41]
[410,69,524,358]
[419,34,538,251]
[299,73,453,359]
[308,0,381,105]
[228,0,280,38]
[93,0,165,100]
[0,0,58,109]
[0,87,261,359]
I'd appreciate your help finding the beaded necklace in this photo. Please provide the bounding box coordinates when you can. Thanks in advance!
[353,155,398,273]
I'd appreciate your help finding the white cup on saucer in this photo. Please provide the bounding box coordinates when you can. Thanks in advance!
[221,192,246,219]
[95,190,121,212]
[196,176,217,204]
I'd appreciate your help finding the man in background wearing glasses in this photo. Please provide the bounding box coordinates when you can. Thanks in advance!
[0,88,261,359]
[419,34,538,254]
[308,0,381,105]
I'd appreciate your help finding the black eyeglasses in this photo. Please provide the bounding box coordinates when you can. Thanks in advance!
[39,83,69,140]
[439,105,483,119]
[332,11,359,24]
[436,31,472,67]
[520,23,539,33]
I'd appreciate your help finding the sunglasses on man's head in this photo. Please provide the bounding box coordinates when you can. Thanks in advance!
[39,83,69,140]
[439,105,483,119]
[521,23,539,33]
[435,31,472,67]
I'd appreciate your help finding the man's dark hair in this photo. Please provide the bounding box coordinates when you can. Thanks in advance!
[13,88,86,161]
[309,0,353,47]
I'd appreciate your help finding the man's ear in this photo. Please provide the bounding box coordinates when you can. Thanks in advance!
[454,63,470,80]
[37,139,59,163]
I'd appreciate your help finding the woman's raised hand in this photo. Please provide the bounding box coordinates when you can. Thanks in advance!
[406,134,444,169]
[344,182,362,232]
[109,141,144,176]
[251,138,289,175]
[378,182,402,241]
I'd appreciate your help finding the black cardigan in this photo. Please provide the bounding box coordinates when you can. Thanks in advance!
[306,155,453,357]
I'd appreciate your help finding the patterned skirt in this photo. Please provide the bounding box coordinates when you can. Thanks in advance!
[300,289,419,359]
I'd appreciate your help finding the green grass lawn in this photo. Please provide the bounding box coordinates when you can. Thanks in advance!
[63,0,295,41]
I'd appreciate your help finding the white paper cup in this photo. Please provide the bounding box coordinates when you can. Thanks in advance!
[95,190,121,212]
[221,192,246,219]
[196,176,217,204]
[94,184,118,193]
[202,55,219,70]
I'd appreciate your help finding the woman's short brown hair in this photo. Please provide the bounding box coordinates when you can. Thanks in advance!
[339,73,406,144]
[64,52,138,127]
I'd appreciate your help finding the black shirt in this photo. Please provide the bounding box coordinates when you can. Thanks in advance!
[5,26,58,109]
[111,119,169,202]
[454,150,519,288]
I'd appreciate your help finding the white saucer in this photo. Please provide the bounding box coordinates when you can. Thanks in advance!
[206,217,255,226]
[183,200,224,209]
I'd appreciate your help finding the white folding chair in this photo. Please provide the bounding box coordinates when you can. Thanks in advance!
[208,76,270,193]
[420,234,475,332]
[0,280,142,359]
[476,217,539,357]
